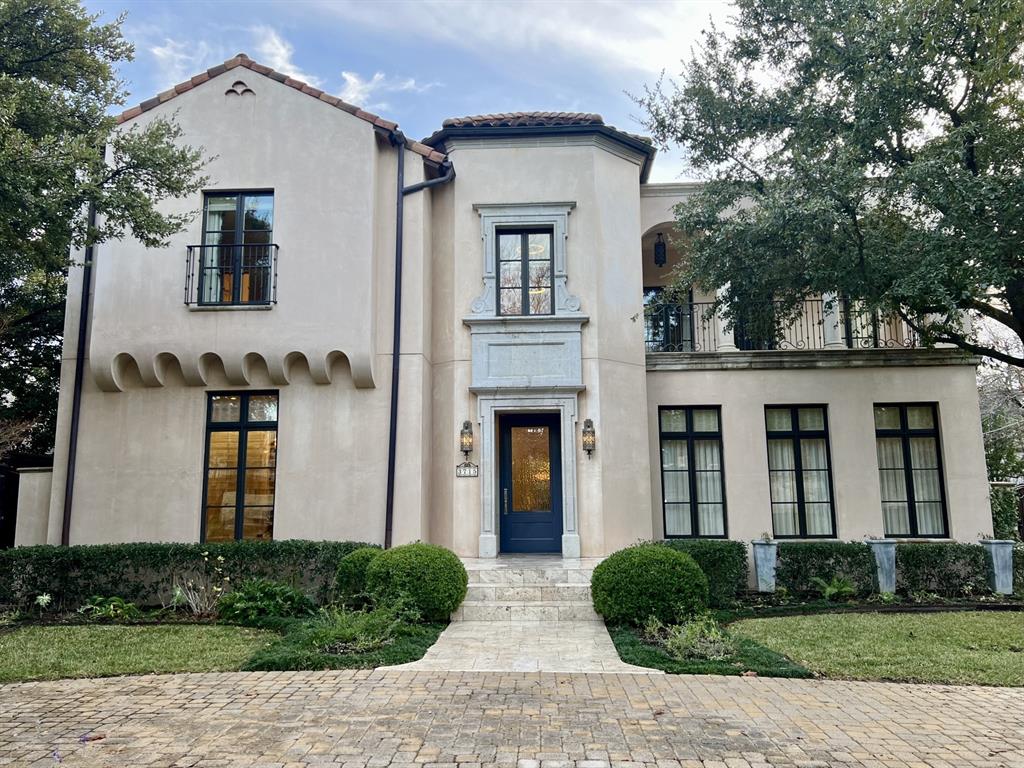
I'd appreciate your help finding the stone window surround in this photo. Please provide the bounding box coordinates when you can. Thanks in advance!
[476,393,581,559]
[469,203,582,318]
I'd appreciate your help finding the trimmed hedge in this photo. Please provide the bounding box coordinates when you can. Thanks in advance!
[895,543,989,597]
[775,542,876,597]
[1015,544,1024,595]
[334,547,383,606]
[365,542,468,621]
[591,543,709,625]
[662,539,747,606]
[0,539,373,611]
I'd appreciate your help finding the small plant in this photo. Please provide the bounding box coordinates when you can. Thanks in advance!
[642,613,734,661]
[34,593,52,615]
[309,602,419,655]
[77,596,143,622]
[810,575,857,602]
[217,578,314,626]
[870,591,899,605]
[172,551,231,616]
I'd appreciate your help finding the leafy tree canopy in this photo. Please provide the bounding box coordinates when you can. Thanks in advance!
[639,0,1024,364]
[0,0,207,457]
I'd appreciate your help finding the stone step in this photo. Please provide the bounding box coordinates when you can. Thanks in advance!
[451,600,601,622]
[465,583,591,602]
[463,566,594,586]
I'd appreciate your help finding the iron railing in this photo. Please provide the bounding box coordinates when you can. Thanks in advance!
[645,297,921,353]
[185,244,279,306]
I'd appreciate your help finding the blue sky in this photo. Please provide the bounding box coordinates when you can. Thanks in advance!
[84,0,733,182]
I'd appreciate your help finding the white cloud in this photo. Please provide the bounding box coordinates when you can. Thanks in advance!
[251,25,322,87]
[149,37,224,88]
[339,71,438,110]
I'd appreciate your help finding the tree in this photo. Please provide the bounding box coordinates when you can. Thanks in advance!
[0,0,207,458]
[639,0,1024,363]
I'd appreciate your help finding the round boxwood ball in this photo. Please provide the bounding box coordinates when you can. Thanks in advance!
[334,546,382,605]
[365,542,468,621]
[591,543,709,625]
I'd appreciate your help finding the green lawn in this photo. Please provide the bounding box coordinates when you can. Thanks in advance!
[730,611,1024,686]
[0,625,274,683]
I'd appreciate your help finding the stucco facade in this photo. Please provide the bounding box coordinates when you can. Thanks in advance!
[16,55,993,558]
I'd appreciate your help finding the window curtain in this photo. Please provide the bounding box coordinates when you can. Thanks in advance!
[910,437,945,535]
[876,437,910,535]
[768,439,798,536]
[695,439,725,535]
[800,438,833,535]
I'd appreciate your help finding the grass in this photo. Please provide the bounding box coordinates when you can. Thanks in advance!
[243,620,445,671]
[0,624,274,683]
[607,624,812,678]
[730,611,1024,686]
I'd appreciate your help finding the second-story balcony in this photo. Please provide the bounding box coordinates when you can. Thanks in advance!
[644,298,922,353]
[185,243,280,307]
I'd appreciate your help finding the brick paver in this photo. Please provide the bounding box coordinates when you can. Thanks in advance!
[1,670,1022,767]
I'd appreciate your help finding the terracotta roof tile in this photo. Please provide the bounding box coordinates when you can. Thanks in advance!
[443,112,605,128]
[117,53,446,166]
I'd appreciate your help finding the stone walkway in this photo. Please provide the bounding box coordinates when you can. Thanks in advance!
[2,670,1022,767]
[386,621,658,673]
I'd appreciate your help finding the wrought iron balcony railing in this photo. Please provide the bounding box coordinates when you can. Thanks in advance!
[645,298,921,353]
[185,244,279,306]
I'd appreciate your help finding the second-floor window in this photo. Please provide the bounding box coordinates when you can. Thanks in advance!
[200,192,274,305]
[497,228,553,316]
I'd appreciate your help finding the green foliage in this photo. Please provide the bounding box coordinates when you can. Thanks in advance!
[638,0,1024,366]
[775,542,876,596]
[1013,544,1023,596]
[662,539,748,606]
[217,579,314,626]
[0,0,207,456]
[591,543,709,625]
[895,543,990,597]
[77,595,142,622]
[0,540,373,611]
[990,487,1021,541]
[809,576,857,602]
[334,547,383,606]
[306,603,419,655]
[643,614,734,662]
[364,543,468,622]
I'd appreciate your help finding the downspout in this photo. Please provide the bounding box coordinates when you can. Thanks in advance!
[383,129,455,548]
[61,202,97,545]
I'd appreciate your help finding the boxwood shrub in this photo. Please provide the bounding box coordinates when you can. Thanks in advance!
[0,539,374,611]
[334,547,383,606]
[365,542,467,621]
[591,543,708,625]
[775,541,876,597]
[895,542,990,597]
[662,539,747,606]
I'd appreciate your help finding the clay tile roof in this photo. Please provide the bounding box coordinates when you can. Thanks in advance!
[116,53,447,166]
[442,112,605,128]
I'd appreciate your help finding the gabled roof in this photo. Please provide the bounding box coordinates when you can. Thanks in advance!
[423,111,656,182]
[116,53,447,165]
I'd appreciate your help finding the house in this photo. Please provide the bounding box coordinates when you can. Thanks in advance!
[14,54,992,558]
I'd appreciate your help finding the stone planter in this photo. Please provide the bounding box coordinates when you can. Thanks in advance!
[867,539,896,594]
[751,540,778,593]
[980,539,1015,595]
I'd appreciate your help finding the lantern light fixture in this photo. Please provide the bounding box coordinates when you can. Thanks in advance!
[581,418,596,457]
[653,232,667,268]
[460,420,474,457]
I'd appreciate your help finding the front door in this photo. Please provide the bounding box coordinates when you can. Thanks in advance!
[499,414,563,553]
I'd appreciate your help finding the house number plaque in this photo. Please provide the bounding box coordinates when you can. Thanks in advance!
[456,461,479,478]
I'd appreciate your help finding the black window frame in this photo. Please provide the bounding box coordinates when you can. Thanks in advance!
[873,402,949,538]
[198,190,275,306]
[658,405,728,539]
[764,404,838,539]
[496,227,555,317]
[200,390,279,543]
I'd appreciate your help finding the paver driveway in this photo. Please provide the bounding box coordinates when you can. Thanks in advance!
[2,671,1022,768]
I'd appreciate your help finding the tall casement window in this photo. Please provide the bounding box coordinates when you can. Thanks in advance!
[497,228,554,316]
[874,404,948,537]
[203,392,279,542]
[200,192,274,305]
[659,407,727,538]
[765,406,836,538]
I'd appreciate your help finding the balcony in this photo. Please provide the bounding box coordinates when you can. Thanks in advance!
[644,298,922,354]
[185,243,279,307]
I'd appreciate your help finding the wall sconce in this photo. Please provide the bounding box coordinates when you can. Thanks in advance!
[653,233,667,268]
[581,418,596,457]
[460,420,474,457]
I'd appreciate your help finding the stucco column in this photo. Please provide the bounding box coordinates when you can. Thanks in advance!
[822,291,846,349]
[715,284,738,352]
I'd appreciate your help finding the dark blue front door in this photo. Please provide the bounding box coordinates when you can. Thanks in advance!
[499,414,563,553]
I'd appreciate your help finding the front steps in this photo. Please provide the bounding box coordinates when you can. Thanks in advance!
[452,556,601,622]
